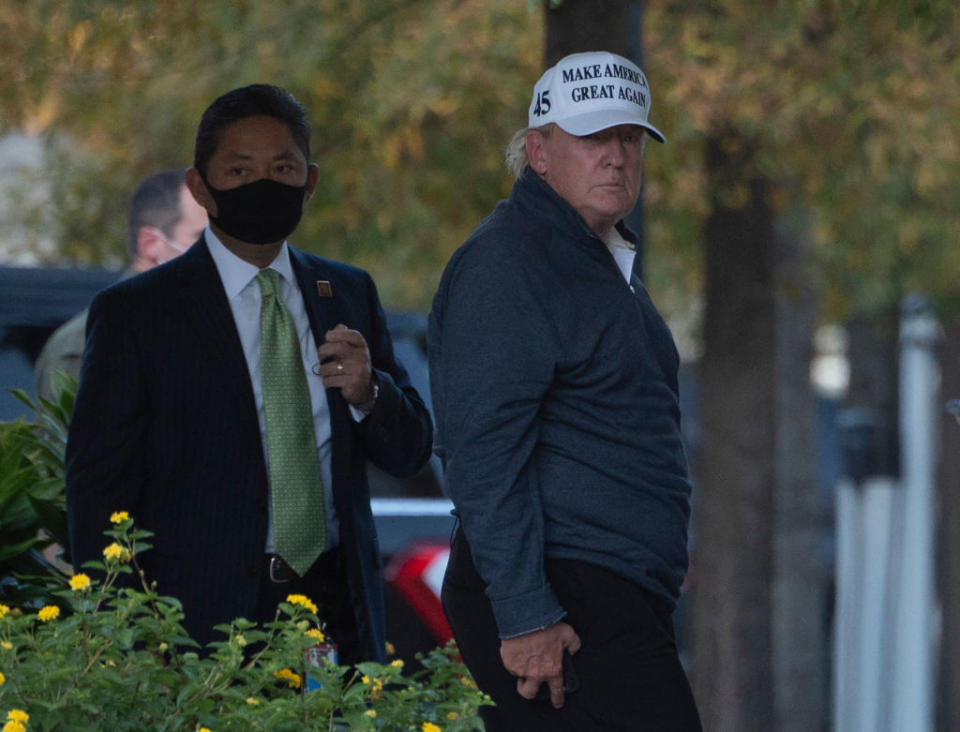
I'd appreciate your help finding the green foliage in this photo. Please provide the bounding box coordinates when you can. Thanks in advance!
[0,379,76,608]
[0,516,490,730]
[642,1,960,321]
[0,373,488,729]
[0,371,489,728]
[6,1,958,329]
[0,0,542,311]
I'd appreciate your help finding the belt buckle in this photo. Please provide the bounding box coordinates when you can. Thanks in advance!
[269,555,291,584]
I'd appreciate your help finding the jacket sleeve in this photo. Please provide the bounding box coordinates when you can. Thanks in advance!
[65,288,147,569]
[428,239,566,638]
[33,311,86,403]
[356,272,433,479]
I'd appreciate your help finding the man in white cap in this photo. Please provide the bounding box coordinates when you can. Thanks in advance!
[429,51,701,730]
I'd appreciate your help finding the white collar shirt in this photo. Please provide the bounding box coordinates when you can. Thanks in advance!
[604,226,636,284]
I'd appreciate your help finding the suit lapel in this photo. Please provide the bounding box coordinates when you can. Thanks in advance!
[173,236,257,404]
[289,246,346,350]
[288,246,352,494]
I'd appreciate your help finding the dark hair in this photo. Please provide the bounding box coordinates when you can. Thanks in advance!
[126,168,187,257]
[193,84,311,178]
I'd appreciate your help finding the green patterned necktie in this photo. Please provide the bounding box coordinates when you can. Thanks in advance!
[257,268,326,576]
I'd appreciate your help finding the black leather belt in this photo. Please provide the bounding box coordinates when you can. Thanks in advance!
[265,546,342,584]
[266,554,298,583]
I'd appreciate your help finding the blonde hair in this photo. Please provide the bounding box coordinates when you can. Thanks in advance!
[504,124,555,178]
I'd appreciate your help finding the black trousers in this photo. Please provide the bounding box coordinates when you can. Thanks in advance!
[254,546,361,664]
[442,529,702,731]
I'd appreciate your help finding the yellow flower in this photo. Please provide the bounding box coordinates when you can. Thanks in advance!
[305,628,325,642]
[273,668,301,689]
[69,573,92,591]
[103,543,131,562]
[245,697,260,705]
[0,642,10,651]
[7,710,28,722]
[385,641,396,656]
[3,721,25,732]
[0,672,5,685]
[391,659,404,668]
[284,594,318,614]
[360,674,384,697]
[234,634,247,647]
[198,728,214,732]
[0,605,9,620]
[109,511,130,524]
[37,605,60,622]
[158,643,168,652]
[422,723,442,732]
[447,712,458,720]
[364,710,377,718]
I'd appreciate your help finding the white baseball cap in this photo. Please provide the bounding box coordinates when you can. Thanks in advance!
[528,50,665,143]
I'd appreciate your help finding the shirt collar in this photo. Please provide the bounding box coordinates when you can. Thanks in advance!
[604,226,635,251]
[204,225,296,298]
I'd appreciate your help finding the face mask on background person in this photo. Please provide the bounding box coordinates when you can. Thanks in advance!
[147,227,188,253]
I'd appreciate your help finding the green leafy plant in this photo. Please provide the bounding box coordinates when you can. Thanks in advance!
[0,378,490,728]
[0,514,490,731]
[0,377,76,608]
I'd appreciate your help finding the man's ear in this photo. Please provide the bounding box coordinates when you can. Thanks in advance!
[304,163,320,202]
[525,130,548,176]
[185,167,216,217]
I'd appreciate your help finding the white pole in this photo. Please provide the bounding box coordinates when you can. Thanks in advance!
[859,477,899,732]
[834,478,860,732]
[833,425,900,732]
[890,294,940,732]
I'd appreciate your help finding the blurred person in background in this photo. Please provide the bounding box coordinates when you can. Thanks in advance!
[34,168,207,401]
[429,51,701,730]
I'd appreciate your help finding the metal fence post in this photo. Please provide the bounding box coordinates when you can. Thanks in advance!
[890,294,940,732]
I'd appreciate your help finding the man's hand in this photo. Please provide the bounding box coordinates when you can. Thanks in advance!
[500,621,581,709]
[316,324,373,405]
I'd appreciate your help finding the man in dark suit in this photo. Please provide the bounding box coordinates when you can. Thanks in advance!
[65,84,433,663]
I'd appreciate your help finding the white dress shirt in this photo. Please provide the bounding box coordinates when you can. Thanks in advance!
[605,226,636,284]
[205,226,339,551]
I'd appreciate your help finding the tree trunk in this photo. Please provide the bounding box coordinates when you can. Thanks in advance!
[938,318,960,732]
[545,6,826,729]
[845,309,900,427]
[691,132,777,731]
[544,0,641,66]
[772,218,829,732]
[543,0,648,264]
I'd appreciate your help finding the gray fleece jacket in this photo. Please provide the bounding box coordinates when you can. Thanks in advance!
[428,168,692,638]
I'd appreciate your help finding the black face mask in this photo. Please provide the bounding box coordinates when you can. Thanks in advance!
[203,177,307,245]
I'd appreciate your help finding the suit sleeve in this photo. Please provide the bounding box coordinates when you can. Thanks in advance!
[428,240,566,639]
[65,288,147,568]
[355,273,433,478]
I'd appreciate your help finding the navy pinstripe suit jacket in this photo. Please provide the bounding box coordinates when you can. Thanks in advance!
[65,235,432,660]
